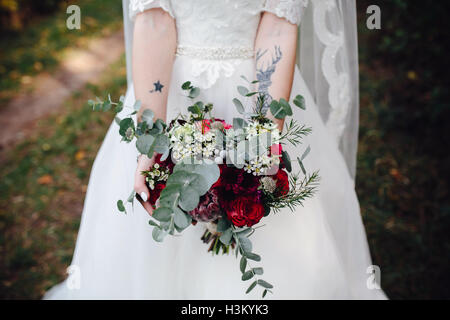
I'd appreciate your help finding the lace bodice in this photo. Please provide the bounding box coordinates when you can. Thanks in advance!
[130,0,307,47]
[128,0,307,87]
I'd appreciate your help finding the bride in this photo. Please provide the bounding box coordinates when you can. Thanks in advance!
[45,0,387,299]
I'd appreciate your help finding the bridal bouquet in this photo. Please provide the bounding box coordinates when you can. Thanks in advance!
[91,78,319,297]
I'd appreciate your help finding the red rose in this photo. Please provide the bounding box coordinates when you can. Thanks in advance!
[245,200,265,227]
[275,169,289,196]
[149,182,166,206]
[225,197,265,227]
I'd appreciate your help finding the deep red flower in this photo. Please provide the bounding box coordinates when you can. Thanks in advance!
[154,153,175,172]
[224,197,265,227]
[220,165,260,196]
[189,188,223,222]
[275,169,289,196]
[149,182,166,206]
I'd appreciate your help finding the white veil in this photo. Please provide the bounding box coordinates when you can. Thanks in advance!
[298,0,359,180]
[122,0,360,180]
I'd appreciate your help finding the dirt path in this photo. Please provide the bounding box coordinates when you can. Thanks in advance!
[0,30,125,151]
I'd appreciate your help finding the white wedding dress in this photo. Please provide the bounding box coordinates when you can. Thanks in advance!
[45,0,387,300]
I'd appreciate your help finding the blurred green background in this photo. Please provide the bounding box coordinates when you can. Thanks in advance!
[0,0,449,299]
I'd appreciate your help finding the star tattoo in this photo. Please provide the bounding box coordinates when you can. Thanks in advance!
[149,80,164,93]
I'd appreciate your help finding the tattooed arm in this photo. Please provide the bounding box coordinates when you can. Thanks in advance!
[133,8,176,215]
[133,8,176,122]
[254,12,298,130]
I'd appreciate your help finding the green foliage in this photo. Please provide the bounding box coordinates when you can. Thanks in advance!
[0,0,124,105]
[357,0,450,299]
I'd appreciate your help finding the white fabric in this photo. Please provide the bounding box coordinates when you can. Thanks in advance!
[44,0,386,299]
[299,0,359,180]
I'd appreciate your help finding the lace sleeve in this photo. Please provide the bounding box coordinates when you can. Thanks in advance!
[263,0,308,26]
[129,0,174,20]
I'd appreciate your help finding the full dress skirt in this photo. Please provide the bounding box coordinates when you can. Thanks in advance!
[44,56,387,300]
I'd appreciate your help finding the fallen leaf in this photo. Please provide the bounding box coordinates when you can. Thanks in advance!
[37,175,53,185]
[75,150,86,161]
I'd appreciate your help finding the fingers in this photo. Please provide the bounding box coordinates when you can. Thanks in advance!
[134,170,153,216]
[135,154,157,216]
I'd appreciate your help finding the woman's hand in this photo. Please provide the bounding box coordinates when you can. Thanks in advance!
[134,154,156,215]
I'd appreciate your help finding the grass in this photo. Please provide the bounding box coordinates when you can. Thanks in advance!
[0,0,123,105]
[0,55,127,299]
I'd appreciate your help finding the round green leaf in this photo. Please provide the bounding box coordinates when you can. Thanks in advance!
[179,187,200,211]
[173,208,191,229]
[252,268,264,275]
[233,98,245,114]
[152,207,173,222]
[219,228,233,245]
[241,271,254,281]
[117,200,126,213]
[237,86,249,96]
[293,95,306,110]
[152,227,167,242]
[136,134,155,155]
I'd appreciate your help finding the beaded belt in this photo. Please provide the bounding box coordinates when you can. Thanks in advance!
[176,45,254,60]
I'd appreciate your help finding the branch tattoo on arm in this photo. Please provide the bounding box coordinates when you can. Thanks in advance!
[149,80,164,93]
[256,45,283,114]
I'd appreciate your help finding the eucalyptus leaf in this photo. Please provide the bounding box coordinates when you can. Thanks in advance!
[141,109,154,128]
[293,95,306,110]
[136,134,155,155]
[219,228,233,245]
[240,75,249,83]
[182,81,192,90]
[173,164,220,194]
[117,200,126,213]
[297,157,306,175]
[173,207,190,229]
[127,190,136,203]
[241,271,254,281]
[148,220,160,227]
[237,86,249,96]
[252,268,264,275]
[152,227,167,242]
[232,98,245,114]
[257,280,273,289]
[233,118,247,129]
[269,100,286,119]
[119,118,134,138]
[240,256,247,274]
[153,134,170,154]
[158,184,183,208]
[236,228,252,237]
[189,87,200,99]
[169,171,208,195]
[301,145,311,161]
[152,207,173,222]
[279,98,293,116]
[244,252,261,262]
[134,100,142,111]
[179,187,200,211]
[246,281,257,294]
[102,101,112,111]
[237,235,252,253]
[217,218,231,232]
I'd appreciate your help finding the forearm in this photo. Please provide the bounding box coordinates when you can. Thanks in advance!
[254,12,298,130]
[132,8,177,122]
